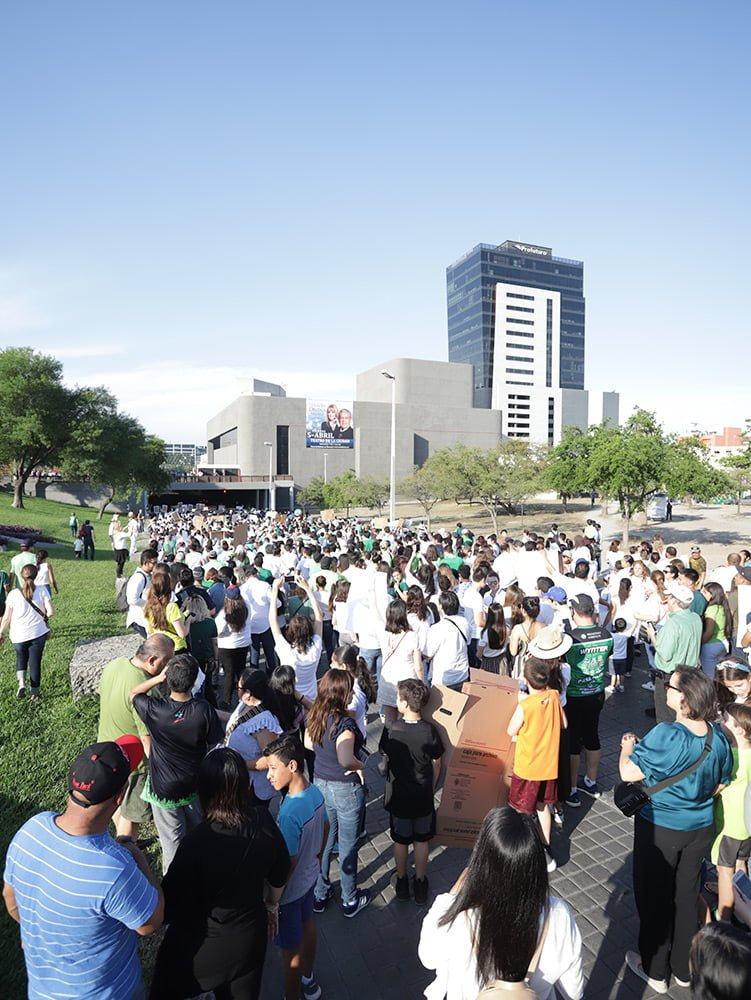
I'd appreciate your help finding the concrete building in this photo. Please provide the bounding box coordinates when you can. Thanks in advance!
[447,240,618,443]
[194,358,502,509]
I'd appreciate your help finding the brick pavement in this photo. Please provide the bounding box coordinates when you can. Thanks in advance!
[254,651,692,1000]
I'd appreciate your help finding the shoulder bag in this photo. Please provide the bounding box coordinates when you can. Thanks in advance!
[614,725,714,818]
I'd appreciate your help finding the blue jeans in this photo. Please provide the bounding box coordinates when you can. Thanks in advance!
[700,640,726,679]
[359,647,382,685]
[314,778,366,906]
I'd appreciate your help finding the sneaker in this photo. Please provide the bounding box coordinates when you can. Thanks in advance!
[342,889,370,918]
[313,887,333,913]
[625,950,668,994]
[413,877,429,906]
[17,686,26,700]
[641,680,655,691]
[577,777,601,799]
[617,684,625,693]
[672,974,690,989]
[301,975,322,1000]
[552,808,564,828]
[604,686,615,697]
[395,875,410,901]
[564,790,581,808]
[545,850,557,873]
[29,690,41,702]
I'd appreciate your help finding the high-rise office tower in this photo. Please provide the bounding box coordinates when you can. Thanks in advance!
[447,240,616,444]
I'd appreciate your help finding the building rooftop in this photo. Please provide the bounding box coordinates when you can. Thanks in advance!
[446,241,583,270]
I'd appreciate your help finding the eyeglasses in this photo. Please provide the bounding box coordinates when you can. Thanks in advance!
[663,681,681,693]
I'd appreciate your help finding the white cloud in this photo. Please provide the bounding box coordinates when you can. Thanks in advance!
[65,363,355,443]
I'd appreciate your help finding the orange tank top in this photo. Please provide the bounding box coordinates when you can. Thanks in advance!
[513,688,562,781]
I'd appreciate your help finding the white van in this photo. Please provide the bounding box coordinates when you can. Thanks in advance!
[647,493,669,521]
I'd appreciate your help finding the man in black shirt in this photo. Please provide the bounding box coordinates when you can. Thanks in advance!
[130,653,223,872]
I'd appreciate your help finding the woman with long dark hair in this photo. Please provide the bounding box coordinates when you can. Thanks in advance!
[0,563,54,700]
[477,603,508,674]
[215,586,251,708]
[330,642,376,739]
[225,669,284,807]
[305,669,369,917]
[150,747,290,1000]
[269,575,323,702]
[144,568,189,652]
[700,581,733,679]
[418,806,583,998]
[508,596,542,679]
[373,598,423,723]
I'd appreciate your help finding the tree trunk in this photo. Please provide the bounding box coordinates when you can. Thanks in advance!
[98,487,115,520]
[622,499,631,548]
[738,490,742,516]
[11,478,25,509]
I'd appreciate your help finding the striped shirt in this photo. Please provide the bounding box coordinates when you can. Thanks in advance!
[4,812,158,1000]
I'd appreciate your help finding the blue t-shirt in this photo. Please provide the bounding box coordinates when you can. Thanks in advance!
[4,812,158,1000]
[277,783,327,904]
[630,723,733,831]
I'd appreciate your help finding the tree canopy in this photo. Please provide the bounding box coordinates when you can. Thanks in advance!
[0,347,168,512]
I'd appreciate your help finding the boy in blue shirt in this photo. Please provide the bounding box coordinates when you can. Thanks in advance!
[266,735,328,1000]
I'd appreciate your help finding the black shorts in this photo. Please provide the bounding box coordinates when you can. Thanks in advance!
[716,834,751,868]
[389,811,436,845]
[565,692,605,754]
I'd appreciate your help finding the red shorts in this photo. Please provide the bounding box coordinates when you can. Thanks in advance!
[509,774,558,814]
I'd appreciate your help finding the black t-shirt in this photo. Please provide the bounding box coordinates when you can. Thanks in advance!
[133,695,224,801]
[162,811,291,932]
[378,719,444,817]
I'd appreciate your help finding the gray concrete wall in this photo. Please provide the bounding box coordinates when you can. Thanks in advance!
[356,358,474,408]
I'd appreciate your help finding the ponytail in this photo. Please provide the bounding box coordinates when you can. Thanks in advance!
[20,564,38,603]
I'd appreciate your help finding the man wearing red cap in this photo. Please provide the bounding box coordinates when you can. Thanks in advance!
[3,736,163,1000]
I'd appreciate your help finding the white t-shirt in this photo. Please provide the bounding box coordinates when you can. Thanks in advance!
[215,610,251,649]
[347,680,369,738]
[379,628,420,684]
[419,893,584,1000]
[6,588,50,642]
[461,587,485,641]
[240,578,274,633]
[408,610,435,655]
[274,634,322,701]
[424,617,470,688]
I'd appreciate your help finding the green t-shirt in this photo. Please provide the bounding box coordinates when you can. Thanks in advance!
[10,552,35,586]
[564,625,614,698]
[437,554,464,571]
[362,537,374,553]
[0,570,9,612]
[712,745,751,852]
[704,604,726,645]
[189,618,218,662]
[655,609,702,674]
[97,657,149,748]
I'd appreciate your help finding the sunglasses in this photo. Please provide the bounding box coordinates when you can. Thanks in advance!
[663,681,681,693]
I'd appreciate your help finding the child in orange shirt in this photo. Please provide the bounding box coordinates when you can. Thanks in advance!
[507,655,567,872]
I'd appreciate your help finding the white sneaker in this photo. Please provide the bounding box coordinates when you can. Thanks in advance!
[625,951,668,994]
[641,680,655,692]
[617,684,625,693]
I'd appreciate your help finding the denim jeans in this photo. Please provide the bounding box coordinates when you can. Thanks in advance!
[13,634,47,688]
[314,778,365,906]
[699,640,726,679]
[359,647,382,685]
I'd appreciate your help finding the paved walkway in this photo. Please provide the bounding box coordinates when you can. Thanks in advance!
[254,652,692,1000]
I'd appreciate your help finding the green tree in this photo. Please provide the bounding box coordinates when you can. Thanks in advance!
[586,409,669,546]
[357,476,390,515]
[399,459,447,531]
[721,423,751,514]
[0,348,79,509]
[59,389,169,517]
[545,426,594,510]
[298,476,326,511]
[323,470,360,515]
[664,437,732,504]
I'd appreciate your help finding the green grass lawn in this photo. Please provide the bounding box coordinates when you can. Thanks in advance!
[0,493,128,998]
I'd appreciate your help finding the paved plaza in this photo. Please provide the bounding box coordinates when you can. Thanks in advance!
[253,655,685,1000]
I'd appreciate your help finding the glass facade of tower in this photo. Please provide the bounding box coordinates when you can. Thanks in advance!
[446,242,585,408]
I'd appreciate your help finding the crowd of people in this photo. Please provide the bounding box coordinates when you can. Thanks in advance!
[3,503,751,1000]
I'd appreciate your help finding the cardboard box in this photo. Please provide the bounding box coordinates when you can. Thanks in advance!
[427,679,519,850]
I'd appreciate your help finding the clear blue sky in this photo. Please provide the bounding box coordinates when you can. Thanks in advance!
[2,1,749,441]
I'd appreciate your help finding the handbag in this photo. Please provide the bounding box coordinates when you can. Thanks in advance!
[614,725,714,818]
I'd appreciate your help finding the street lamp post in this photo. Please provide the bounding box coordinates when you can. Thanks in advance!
[323,452,328,484]
[381,370,396,527]
[263,441,274,512]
